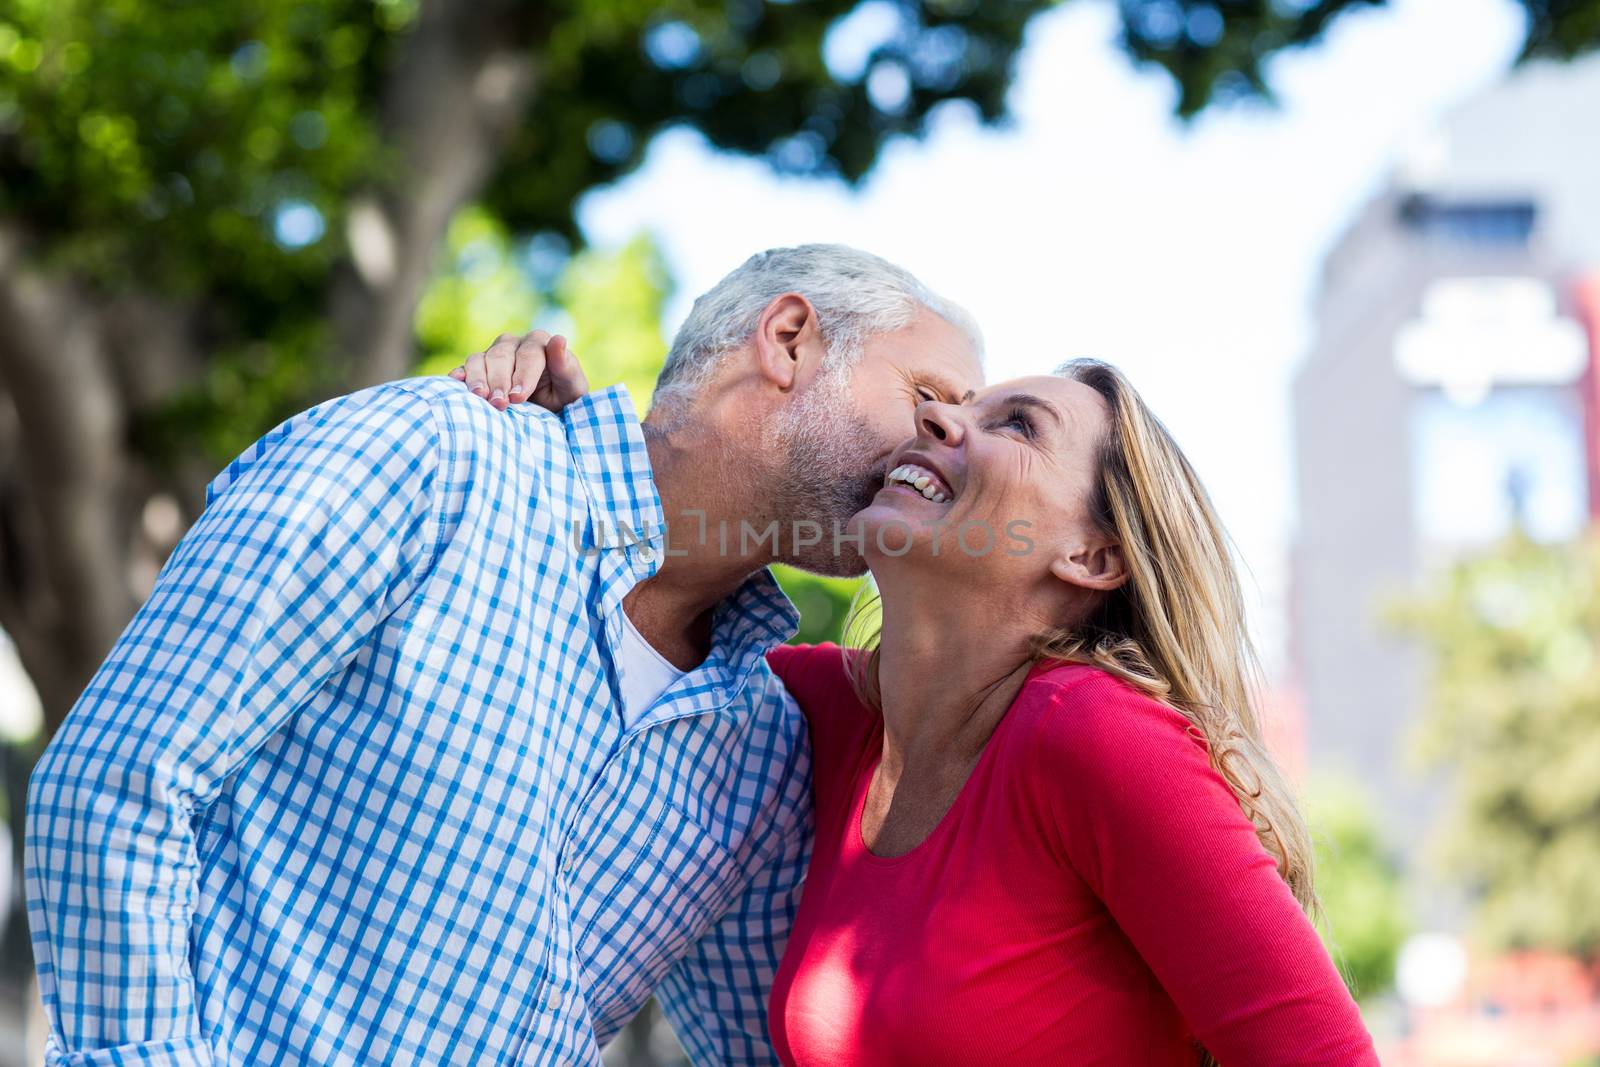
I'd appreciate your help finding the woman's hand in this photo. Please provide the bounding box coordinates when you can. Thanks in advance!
[448,330,590,413]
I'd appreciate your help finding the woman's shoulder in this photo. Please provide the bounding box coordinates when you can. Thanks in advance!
[765,642,879,749]
[1010,661,1239,868]
[1013,660,1207,778]
[766,641,856,695]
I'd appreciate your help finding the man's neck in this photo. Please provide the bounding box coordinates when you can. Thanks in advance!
[622,415,775,668]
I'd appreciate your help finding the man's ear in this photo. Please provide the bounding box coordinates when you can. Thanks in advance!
[754,293,826,393]
[1048,539,1128,593]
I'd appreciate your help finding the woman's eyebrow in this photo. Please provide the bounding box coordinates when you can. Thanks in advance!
[997,393,1066,430]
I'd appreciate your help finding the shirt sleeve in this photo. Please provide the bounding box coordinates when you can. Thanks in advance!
[1032,671,1380,1066]
[655,683,814,1066]
[24,384,447,1067]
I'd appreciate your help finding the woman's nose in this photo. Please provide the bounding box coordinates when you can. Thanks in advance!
[917,401,964,445]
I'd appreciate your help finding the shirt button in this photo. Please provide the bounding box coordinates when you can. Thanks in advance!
[637,544,657,564]
[549,989,564,1010]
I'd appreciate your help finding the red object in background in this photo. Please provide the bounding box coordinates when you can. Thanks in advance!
[1383,951,1600,1067]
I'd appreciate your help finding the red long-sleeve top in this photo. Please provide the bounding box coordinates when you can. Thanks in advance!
[766,644,1379,1066]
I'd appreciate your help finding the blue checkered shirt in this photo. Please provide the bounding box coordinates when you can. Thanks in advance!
[25,379,812,1066]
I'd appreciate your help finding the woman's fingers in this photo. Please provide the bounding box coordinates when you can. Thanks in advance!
[541,335,590,409]
[482,332,523,410]
[509,331,552,405]
[462,349,490,398]
[452,329,585,414]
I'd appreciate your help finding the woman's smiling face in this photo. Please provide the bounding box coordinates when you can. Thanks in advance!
[854,374,1124,601]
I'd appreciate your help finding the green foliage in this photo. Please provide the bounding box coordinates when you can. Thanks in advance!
[414,222,672,411]
[0,0,1054,475]
[773,567,866,646]
[1115,0,1600,117]
[0,0,383,289]
[554,234,675,413]
[1392,533,1600,960]
[1304,774,1408,1001]
[415,207,546,374]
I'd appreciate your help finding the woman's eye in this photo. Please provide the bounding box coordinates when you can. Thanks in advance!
[999,409,1035,437]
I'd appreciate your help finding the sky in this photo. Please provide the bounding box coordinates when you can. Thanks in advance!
[576,0,1527,677]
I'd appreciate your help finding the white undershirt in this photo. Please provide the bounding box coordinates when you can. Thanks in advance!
[615,609,686,729]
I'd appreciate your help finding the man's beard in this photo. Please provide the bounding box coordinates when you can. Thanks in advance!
[767,370,883,577]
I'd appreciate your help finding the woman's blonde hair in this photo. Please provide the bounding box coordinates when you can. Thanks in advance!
[846,358,1317,920]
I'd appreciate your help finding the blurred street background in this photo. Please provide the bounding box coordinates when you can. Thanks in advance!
[1,0,1598,1063]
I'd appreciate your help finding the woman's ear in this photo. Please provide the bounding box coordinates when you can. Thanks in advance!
[755,292,825,393]
[1049,539,1128,593]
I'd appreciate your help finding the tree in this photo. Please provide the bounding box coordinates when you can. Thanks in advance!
[1393,533,1600,962]
[3,0,1598,741]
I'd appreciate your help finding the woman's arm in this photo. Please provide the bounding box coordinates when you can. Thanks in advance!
[1032,671,1379,1066]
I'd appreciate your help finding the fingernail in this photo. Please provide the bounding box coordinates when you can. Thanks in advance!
[508,388,525,402]
[469,380,487,395]
[490,388,505,404]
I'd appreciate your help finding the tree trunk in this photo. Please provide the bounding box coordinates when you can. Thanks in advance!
[0,228,139,735]
[332,0,539,389]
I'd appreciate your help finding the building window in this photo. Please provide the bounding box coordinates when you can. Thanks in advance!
[1397,194,1537,246]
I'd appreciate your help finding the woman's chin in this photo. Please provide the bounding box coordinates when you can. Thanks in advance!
[852,499,951,564]
[855,494,929,535]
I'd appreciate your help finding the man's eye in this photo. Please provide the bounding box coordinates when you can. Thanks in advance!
[914,386,939,404]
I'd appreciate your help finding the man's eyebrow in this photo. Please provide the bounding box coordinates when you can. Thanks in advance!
[998,392,1066,431]
[959,389,977,405]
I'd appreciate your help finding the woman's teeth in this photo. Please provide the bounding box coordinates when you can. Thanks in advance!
[886,464,949,503]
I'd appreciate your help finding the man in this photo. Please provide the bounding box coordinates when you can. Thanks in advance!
[27,245,983,1066]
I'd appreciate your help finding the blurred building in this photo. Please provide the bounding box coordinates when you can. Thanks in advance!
[1290,54,1600,842]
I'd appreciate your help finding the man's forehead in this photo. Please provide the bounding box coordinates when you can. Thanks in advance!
[867,310,985,391]
[914,326,985,385]
[918,349,985,399]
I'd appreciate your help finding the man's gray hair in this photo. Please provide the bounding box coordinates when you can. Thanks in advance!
[653,244,982,403]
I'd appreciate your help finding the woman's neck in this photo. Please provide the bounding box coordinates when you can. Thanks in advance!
[872,569,1042,779]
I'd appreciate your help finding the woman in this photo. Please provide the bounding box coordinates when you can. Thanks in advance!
[459,345,1379,1064]
[763,361,1376,1065]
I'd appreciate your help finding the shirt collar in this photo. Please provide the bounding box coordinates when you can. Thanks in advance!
[710,567,801,692]
[562,385,667,559]
[623,567,798,736]
[562,386,799,700]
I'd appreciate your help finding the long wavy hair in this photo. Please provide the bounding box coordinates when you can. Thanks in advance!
[845,358,1318,1003]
